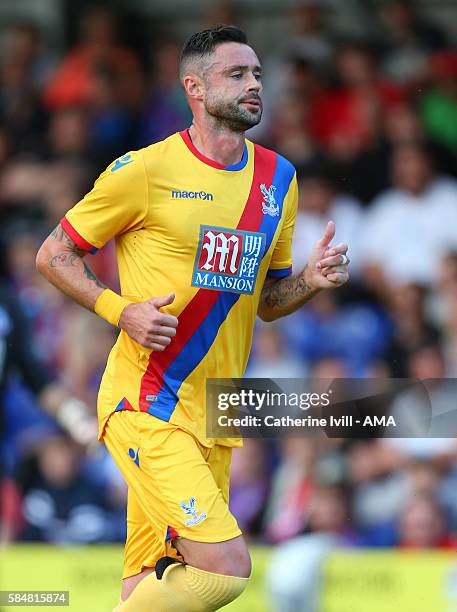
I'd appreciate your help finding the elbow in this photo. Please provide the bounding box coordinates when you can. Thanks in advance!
[257,307,276,323]
[35,244,49,276]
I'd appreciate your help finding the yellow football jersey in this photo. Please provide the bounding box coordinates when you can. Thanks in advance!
[62,130,298,447]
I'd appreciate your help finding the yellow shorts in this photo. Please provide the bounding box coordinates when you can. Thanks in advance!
[102,411,241,579]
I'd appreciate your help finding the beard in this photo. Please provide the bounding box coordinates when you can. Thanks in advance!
[204,92,262,132]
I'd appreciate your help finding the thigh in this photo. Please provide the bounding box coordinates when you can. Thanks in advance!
[124,487,181,579]
[103,412,240,552]
[206,444,233,505]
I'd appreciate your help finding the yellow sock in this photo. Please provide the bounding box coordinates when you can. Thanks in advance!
[119,562,248,611]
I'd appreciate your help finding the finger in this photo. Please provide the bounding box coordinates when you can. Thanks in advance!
[156,313,179,328]
[323,243,348,257]
[150,342,167,352]
[148,334,172,347]
[316,221,335,248]
[320,264,346,276]
[318,254,350,269]
[150,292,175,309]
[326,272,347,284]
[156,325,177,338]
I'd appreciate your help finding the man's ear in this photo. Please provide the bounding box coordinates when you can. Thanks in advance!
[183,74,205,101]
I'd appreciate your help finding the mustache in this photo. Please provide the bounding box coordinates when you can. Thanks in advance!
[238,94,262,104]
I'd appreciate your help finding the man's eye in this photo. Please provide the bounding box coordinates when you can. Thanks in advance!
[254,74,262,81]
[231,73,242,79]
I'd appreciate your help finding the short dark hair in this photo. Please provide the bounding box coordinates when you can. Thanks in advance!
[180,25,249,79]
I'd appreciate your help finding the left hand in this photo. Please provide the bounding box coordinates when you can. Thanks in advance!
[303,220,350,290]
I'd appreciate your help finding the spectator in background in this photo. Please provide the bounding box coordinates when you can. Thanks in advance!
[348,440,406,545]
[266,485,357,612]
[287,2,333,69]
[1,23,56,90]
[382,283,440,377]
[382,102,457,177]
[252,1,332,146]
[263,437,317,543]
[0,285,97,541]
[386,342,457,460]
[266,58,326,166]
[18,434,120,543]
[309,42,404,159]
[433,252,457,375]
[246,322,304,378]
[0,24,49,154]
[419,51,457,156]
[43,7,143,111]
[360,143,457,292]
[381,0,447,85]
[292,164,363,274]
[281,291,391,375]
[307,485,356,542]
[138,40,191,146]
[398,494,452,548]
[229,439,269,537]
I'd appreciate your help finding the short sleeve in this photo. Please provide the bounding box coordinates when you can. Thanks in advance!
[62,151,148,251]
[267,172,298,278]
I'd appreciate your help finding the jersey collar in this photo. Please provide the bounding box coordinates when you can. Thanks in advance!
[179,129,248,172]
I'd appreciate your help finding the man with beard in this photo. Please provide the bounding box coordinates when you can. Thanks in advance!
[36,25,349,611]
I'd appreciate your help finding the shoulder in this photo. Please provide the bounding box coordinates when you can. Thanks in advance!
[249,140,296,184]
[106,132,182,177]
[141,132,184,162]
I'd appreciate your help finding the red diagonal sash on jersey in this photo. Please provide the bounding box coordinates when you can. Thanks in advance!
[138,144,277,412]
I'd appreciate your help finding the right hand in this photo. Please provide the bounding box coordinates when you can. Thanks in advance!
[118,292,178,350]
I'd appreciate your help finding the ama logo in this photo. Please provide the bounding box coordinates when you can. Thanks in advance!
[192,225,266,295]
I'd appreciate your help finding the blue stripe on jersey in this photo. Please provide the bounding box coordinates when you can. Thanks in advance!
[223,143,248,171]
[114,398,125,411]
[268,266,292,278]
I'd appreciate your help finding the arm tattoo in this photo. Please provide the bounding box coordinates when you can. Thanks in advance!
[48,223,105,289]
[50,224,86,256]
[50,252,80,268]
[261,273,313,308]
[83,261,105,289]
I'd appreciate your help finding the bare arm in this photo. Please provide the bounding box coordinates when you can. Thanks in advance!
[258,267,320,322]
[36,223,179,350]
[258,221,350,322]
[36,223,106,310]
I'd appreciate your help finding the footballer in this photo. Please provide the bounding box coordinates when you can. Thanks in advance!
[36,25,349,612]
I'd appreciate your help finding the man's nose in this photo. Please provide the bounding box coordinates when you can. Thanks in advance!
[246,73,261,93]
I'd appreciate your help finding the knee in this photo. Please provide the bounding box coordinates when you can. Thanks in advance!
[211,540,251,578]
[174,536,252,578]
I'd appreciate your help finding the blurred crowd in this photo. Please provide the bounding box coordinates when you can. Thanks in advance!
[1,0,457,571]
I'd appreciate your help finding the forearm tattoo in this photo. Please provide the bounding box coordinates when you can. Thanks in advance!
[48,223,105,289]
[83,261,105,288]
[50,252,80,267]
[261,268,315,310]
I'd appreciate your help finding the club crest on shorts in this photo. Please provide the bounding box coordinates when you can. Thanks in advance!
[260,183,279,217]
[180,497,207,527]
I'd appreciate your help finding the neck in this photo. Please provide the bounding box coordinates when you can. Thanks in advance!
[188,118,245,167]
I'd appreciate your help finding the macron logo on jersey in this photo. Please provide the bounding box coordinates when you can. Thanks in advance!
[192,226,266,295]
[171,190,214,201]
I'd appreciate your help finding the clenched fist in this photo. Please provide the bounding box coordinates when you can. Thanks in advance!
[119,292,178,350]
